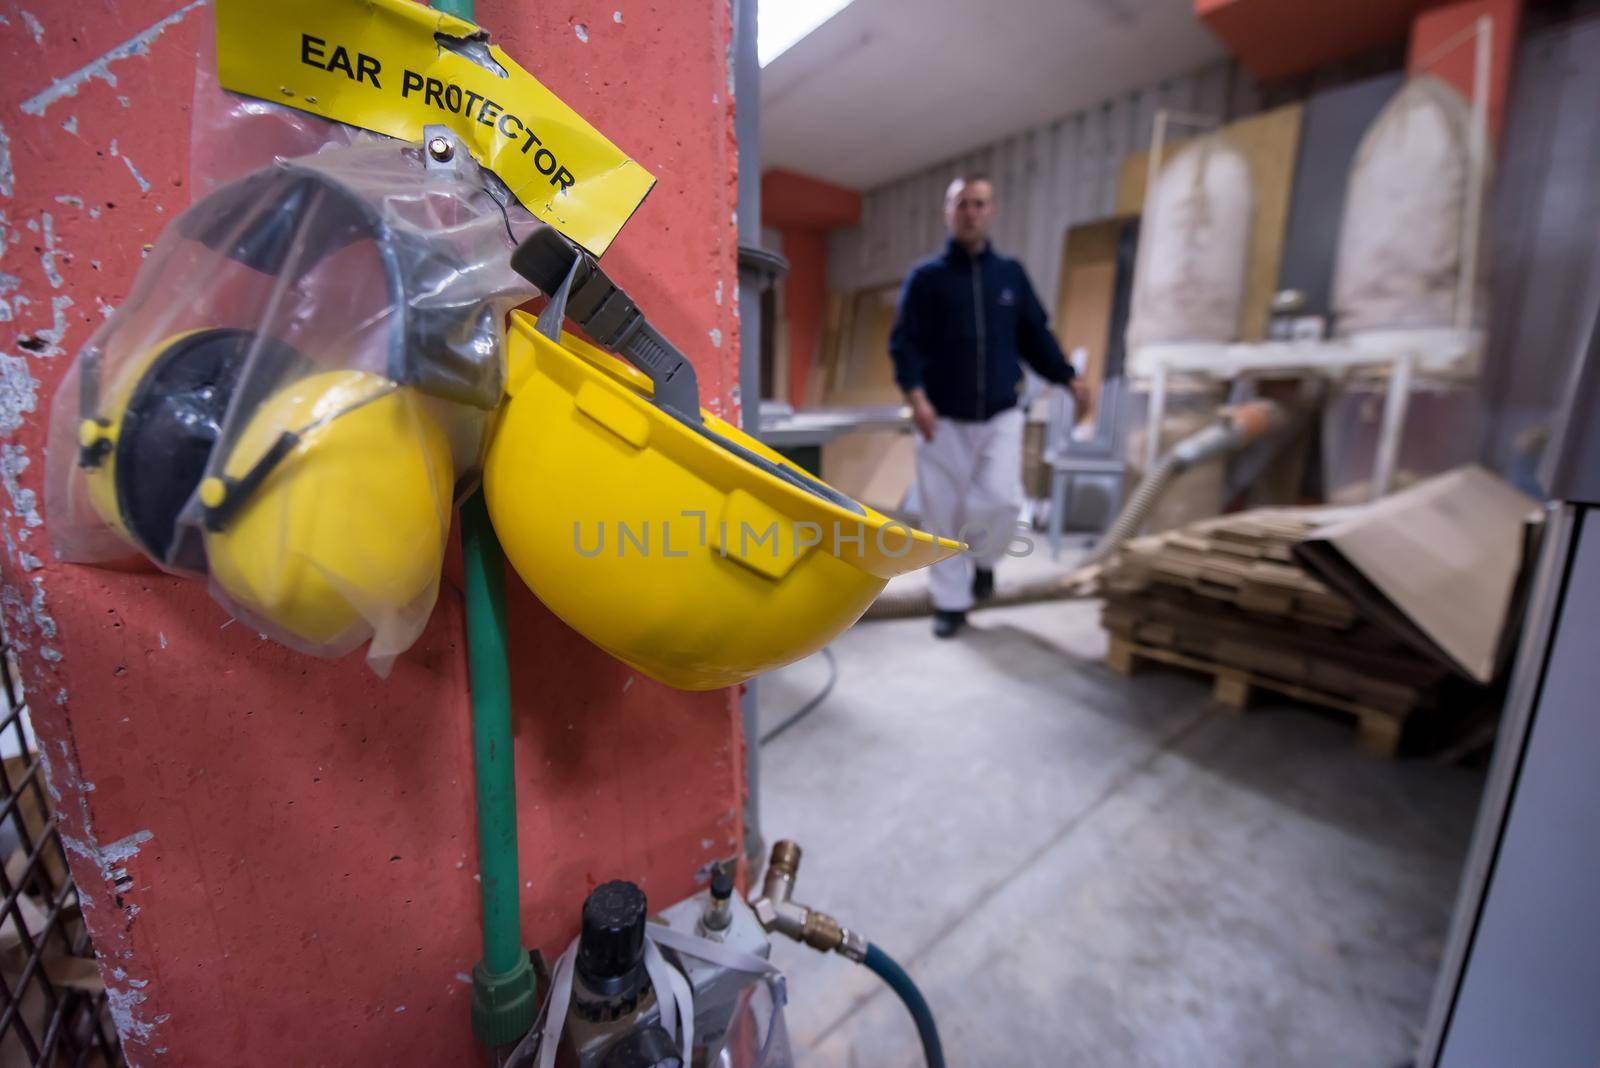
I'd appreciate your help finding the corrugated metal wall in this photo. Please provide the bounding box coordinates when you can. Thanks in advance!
[827,60,1261,302]
[829,12,1600,486]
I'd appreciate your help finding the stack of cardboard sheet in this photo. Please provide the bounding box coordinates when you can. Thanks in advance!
[1095,467,1539,757]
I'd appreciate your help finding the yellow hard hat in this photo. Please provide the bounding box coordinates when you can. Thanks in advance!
[201,369,453,649]
[484,312,962,691]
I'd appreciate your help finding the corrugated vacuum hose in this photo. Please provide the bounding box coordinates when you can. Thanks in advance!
[1083,399,1286,567]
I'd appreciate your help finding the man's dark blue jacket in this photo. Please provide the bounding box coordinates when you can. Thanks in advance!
[889,238,1076,422]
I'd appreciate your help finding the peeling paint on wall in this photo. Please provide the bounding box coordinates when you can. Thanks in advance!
[33,741,167,1049]
[0,273,22,322]
[0,122,13,199]
[37,211,61,289]
[29,576,56,639]
[19,0,208,116]
[0,354,39,436]
[121,156,151,194]
[0,443,43,530]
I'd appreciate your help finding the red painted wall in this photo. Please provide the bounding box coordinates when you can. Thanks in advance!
[0,2,742,1064]
[780,229,828,407]
[760,169,860,407]
[1409,0,1520,142]
[1196,0,1435,80]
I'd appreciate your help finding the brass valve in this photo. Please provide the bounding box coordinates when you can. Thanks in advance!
[749,840,867,963]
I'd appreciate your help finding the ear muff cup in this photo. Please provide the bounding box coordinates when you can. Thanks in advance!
[81,328,302,569]
[200,369,455,650]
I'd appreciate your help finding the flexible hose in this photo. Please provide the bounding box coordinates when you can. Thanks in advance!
[759,646,838,746]
[1082,400,1288,568]
[864,943,946,1068]
[1083,450,1181,567]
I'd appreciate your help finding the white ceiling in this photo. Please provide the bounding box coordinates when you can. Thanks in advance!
[760,0,1226,190]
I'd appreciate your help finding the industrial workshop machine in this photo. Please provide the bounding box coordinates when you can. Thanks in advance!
[511,840,943,1068]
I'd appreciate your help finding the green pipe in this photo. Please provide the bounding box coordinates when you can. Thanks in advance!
[430,0,478,19]
[463,491,520,974]
[462,490,535,1047]
[430,0,534,1046]
[464,495,518,978]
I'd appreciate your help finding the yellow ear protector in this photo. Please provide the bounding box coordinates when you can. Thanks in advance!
[76,165,489,649]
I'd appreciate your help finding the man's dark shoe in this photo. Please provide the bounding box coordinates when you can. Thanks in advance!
[932,610,967,639]
[972,567,995,602]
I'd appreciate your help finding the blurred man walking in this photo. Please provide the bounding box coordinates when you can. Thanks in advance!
[890,176,1089,638]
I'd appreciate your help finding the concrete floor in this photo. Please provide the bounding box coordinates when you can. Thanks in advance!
[755,583,1485,1067]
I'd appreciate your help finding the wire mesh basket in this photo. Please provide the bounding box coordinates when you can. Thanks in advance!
[0,631,124,1067]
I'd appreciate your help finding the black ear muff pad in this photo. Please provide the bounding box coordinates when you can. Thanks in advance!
[114,329,302,569]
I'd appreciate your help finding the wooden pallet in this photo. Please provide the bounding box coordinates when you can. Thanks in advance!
[1105,636,1408,759]
[1100,509,1360,630]
[1100,598,1443,715]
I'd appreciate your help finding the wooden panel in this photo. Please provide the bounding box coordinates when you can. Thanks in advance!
[820,283,902,407]
[1116,104,1304,342]
[1054,219,1128,399]
[821,430,917,514]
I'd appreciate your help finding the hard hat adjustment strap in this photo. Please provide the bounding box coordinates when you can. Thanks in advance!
[511,227,702,422]
[511,226,868,516]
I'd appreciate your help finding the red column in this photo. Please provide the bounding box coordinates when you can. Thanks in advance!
[1409,0,1521,142]
[1197,0,1521,105]
[0,2,741,1063]
[781,228,829,406]
[761,169,861,408]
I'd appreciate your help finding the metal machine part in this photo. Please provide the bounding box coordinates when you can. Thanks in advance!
[655,872,775,1066]
[699,868,735,935]
[745,841,945,1068]
[557,877,775,1068]
[565,881,661,1065]
[749,841,867,964]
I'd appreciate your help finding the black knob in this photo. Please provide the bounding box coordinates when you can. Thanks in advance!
[710,867,734,901]
[578,880,648,989]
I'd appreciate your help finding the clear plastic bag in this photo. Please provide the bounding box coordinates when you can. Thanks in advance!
[722,976,795,1068]
[46,140,534,670]
[187,5,364,195]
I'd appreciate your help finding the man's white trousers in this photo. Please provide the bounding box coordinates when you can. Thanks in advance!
[913,407,1025,612]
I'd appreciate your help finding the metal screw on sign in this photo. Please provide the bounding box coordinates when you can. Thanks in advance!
[427,135,456,163]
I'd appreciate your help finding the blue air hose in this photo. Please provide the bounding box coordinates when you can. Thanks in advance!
[863,942,946,1068]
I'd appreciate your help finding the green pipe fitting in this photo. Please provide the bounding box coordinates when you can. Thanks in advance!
[430,0,478,21]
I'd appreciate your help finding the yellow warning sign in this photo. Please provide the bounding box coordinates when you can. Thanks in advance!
[214,0,654,255]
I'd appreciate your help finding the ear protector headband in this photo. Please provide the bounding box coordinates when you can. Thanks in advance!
[74,164,483,651]
[174,165,504,410]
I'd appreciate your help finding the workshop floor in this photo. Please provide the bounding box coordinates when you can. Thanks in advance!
[756,574,1485,1068]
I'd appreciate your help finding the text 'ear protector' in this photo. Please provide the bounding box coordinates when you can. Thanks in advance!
[74,162,498,653]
